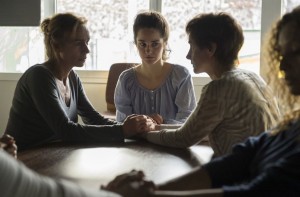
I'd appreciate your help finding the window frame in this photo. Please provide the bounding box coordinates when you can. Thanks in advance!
[48,0,283,77]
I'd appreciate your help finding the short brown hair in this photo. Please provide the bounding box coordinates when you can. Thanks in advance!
[186,12,244,70]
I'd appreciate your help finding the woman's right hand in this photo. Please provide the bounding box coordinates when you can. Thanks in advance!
[0,134,17,158]
[122,115,156,137]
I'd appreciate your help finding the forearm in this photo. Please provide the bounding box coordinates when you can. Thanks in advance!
[158,167,212,191]
[150,188,223,197]
[0,151,119,197]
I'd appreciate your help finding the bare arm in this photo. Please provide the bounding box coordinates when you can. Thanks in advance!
[151,167,223,197]
[150,189,223,197]
[104,168,223,197]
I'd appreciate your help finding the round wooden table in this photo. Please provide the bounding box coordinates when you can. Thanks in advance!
[18,140,213,189]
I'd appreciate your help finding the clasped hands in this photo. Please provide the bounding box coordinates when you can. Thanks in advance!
[101,170,156,197]
[122,114,163,138]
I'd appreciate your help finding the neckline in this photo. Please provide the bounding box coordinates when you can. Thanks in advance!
[133,64,175,92]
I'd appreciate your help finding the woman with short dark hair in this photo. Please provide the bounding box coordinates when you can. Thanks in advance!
[144,12,280,157]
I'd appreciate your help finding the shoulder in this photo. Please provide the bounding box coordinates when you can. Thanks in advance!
[68,69,81,84]
[232,131,268,153]
[222,69,264,84]
[171,64,191,78]
[118,68,135,83]
[168,64,192,86]
[203,69,261,97]
[212,69,263,88]
[26,64,50,75]
[21,64,53,82]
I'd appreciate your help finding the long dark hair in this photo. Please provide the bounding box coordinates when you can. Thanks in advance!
[133,11,170,60]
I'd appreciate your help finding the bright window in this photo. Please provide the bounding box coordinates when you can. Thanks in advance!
[56,0,148,70]
[162,0,261,76]
[0,0,299,73]
[0,27,44,72]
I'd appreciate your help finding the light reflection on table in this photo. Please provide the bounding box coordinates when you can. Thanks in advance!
[18,140,213,189]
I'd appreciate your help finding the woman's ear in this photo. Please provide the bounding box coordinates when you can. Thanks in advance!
[50,39,61,51]
[207,43,217,57]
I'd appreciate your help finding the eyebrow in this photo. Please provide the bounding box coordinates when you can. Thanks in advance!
[137,39,161,42]
[72,38,90,42]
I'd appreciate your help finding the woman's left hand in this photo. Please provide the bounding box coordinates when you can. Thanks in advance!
[123,115,156,137]
[101,170,155,197]
[149,114,163,125]
[0,134,17,158]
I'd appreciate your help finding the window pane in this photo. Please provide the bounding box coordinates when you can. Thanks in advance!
[283,0,300,13]
[0,27,44,72]
[4,1,295,73]
[162,0,262,76]
[56,0,148,70]
[0,0,45,73]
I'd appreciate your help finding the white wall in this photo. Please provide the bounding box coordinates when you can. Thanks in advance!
[0,73,21,136]
[0,71,209,135]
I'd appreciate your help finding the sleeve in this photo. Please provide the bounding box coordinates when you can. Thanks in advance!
[146,84,224,148]
[203,135,263,187]
[222,151,300,197]
[27,68,124,143]
[165,71,196,124]
[114,72,134,122]
[0,150,120,197]
[204,133,300,197]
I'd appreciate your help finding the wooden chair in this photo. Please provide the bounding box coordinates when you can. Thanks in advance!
[102,63,138,119]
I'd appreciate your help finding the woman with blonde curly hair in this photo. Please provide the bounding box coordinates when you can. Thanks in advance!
[263,6,300,116]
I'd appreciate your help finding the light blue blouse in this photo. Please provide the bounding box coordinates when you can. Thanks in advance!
[114,64,196,124]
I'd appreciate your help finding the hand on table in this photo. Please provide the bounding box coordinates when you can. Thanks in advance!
[0,134,17,158]
[148,114,163,125]
[101,170,155,197]
[123,115,156,138]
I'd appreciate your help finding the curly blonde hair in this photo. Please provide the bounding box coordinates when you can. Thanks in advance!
[263,6,300,134]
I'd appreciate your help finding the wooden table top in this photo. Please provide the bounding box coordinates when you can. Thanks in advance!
[18,140,213,189]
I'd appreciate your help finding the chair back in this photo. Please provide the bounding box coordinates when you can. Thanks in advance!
[106,63,138,112]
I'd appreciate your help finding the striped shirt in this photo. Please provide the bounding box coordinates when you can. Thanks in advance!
[146,68,280,157]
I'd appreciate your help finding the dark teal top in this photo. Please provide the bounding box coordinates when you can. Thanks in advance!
[204,120,300,196]
[5,64,124,150]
